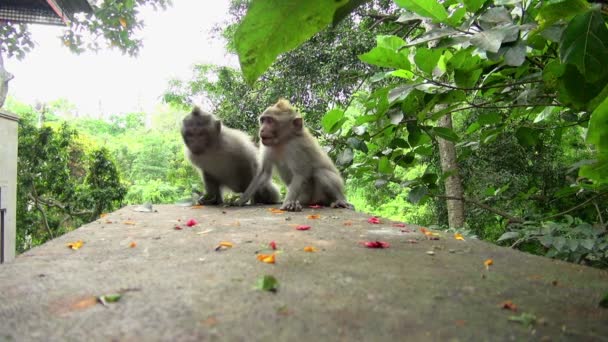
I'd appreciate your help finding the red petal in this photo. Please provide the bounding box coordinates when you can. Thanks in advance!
[269,241,277,250]
[308,204,323,209]
[362,240,390,248]
[174,225,182,230]
[392,223,406,227]
[296,225,311,231]
[186,219,197,227]
[367,217,381,224]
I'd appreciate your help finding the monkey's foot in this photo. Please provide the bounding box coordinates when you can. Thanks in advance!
[281,200,302,212]
[331,200,355,210]
[198,195,222,206]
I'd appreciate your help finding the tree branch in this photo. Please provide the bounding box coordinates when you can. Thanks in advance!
[433,195,524,223]
[542,191,608,221]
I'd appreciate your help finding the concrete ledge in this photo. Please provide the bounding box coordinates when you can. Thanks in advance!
[1,205,607,341]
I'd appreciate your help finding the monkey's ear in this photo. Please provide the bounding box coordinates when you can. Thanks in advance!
[292,117,303,131]
[192,106,202,116]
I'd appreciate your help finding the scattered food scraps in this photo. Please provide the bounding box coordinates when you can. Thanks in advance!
[484,259,494,270]
[99,213,108,218]
[309,204,323,209]
[406,239,418,244]
[196,229,213,235]
[296,225,311,231]
[191,205,204,209]
[257,253,276,264]
[66,240,84,250]
[508,313,537,327]
[268,208,286,214]
[392,223,406,228]
[255,275,279,292]
[500,300,518,312]
[129,241,137,248]
[343,220,353,226]
[400,229,412,233]
[307,214,321,219]
[454,233,465,241]
[186,218,198,227]
[426,251,435,256]
[123,221,136,225]
[269,241,277,250]
[361,241,390,248]
[215,241,234,251]
[367,216,381,224]
[303,246,317,252]
[97,293,122,306]
[174,225,183,230]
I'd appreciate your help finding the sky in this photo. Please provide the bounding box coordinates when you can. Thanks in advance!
[5,1,237,117]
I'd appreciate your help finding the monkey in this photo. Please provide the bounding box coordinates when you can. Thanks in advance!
[181,107,280,205]
[237,99,354,212]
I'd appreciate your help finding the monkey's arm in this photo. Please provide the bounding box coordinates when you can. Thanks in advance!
[280,174,306,211]
[237,157,273,206]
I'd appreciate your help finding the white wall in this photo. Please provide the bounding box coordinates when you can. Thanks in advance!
[0,110,18,263]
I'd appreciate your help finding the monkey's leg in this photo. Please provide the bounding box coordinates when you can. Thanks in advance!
[199,172,223,205]
[238,167,273,206]
[315,169,354,210]
[251,181,281,204]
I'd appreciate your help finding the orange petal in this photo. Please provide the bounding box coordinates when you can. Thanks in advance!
[257,253,276,264]
[307,214,321,219]
[343,220,353,226]
[268,208,286,214]
[129,241,137,248]
[123,221,136,225]
[303,246,317,252]
[454,233,465,241]
[66,240,84,250]
[219,241,233,248]
[484,259,494,270]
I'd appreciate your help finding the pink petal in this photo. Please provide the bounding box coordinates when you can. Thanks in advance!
[186,219,197,227]
[296,225,311,231]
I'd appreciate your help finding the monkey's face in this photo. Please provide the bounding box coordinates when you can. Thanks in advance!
[182,115,221,155]
[259,109,303,147]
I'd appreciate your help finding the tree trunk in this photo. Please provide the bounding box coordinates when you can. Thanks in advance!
[0,51,14,108]
[437,114,465,228]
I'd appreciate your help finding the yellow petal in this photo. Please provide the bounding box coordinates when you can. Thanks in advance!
[66,240,84,250]
[219,241,233,248]
[454,233,465,241]
[303,246,317,252]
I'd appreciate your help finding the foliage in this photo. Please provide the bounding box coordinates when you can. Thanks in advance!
[0,0,171,59]
[230,0,608,267]
[14,114,126,252]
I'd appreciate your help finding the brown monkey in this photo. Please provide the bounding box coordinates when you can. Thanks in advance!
[238,99,353,211]
[182,107,280,205]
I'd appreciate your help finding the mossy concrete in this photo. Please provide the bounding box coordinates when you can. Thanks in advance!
[1,204,607,341]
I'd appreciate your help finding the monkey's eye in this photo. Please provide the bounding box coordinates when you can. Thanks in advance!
[260,116,275,124]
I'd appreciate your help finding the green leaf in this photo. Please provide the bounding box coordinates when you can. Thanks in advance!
[465,122,481,134]
[235,0,351,84]
[580,94,608,183]
[408,186,428,204]
[515,127,539,147]
[497,231,519,242]
[378,156,393,174]
[504,41,526,66]
[533,107,554,123]
[414,48,443,75]
[255,275,279,292]
[377,35,407,50]
[322,109,346,133]
[454,68,483,88]
[535,0,590,32]
[478,112,501,125]
[432,127,460,142]
[459,0,487,12]
[470,28,506,53]
[394,152,416,166]
[394,0,449,23]
[559,9,608,84]
[337,148,355,166]
[332,0,372,25]
[359,47,411,70]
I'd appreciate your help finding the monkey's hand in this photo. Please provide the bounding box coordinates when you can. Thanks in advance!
[281,200,302,212]
[331,200,355,210]
[236,196,248,206]
[198,194,223,205]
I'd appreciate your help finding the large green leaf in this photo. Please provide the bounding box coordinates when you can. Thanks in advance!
[432,127,460,142]
[322,109,346,133]
[535,0,589,31]
[580,94,608,183]
[459,0,488,13]
[559,9,608,84]
[394,0,449,23]
[515,127,540,147]
[359,37,411,70]
[414,48,443,75]
[235,0,353,84]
